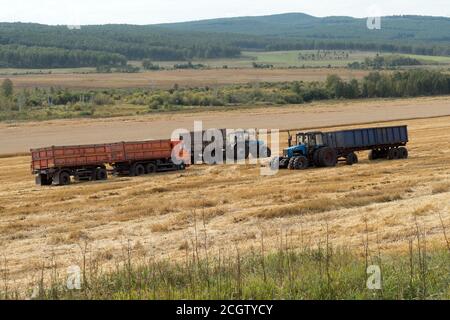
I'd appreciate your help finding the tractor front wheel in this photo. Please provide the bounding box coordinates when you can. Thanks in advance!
[293,156,309,170]
[288,157,296,170]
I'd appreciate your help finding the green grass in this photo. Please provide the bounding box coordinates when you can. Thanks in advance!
[404,54,450,64]
[5,242,448,300]
[246,50,375,68]
[133,50,378,69]
[132,51,450,70]
[2,51,449,74]
[0,67,97,76]
[0,104,148,121]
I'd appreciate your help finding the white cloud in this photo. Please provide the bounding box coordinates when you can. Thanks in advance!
[0,0,447,25]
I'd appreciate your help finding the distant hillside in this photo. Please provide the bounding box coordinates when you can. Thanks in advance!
[159,13,320,36]
[159,13,450,42]
[0,13,449,68]
[0,23,242,65]
[158,13,450,56]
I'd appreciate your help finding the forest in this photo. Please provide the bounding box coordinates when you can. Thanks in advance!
[0,44,127,68]
[0,23,242,67]
[0,13,449,68]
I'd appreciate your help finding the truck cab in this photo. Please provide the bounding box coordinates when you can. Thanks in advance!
[228,130,271,160]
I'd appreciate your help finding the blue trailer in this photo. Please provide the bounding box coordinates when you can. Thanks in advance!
[272,125,409,170]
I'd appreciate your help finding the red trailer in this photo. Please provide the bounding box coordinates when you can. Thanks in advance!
[31,139,187,186]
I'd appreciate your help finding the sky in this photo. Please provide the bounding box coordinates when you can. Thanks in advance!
[0,0,448,25]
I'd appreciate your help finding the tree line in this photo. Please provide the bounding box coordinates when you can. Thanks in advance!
[0,23,241,66]
[348,55,423,70]
[0,44,127,68]
[1,22,449,69]
[1,70,449,120]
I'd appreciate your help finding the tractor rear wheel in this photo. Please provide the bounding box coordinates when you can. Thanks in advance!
[293,156,309,170]
[318,147,337,167]
[313,149,322,167]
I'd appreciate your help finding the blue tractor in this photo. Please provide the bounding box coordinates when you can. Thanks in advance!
[271,125,409,170]
[271,131,338,170]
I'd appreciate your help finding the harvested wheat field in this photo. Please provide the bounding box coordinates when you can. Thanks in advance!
[0,116,449,293]
[1,96,450,155]
[1,68,370,89]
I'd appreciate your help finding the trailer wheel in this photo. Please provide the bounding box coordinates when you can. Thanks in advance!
[319,147,337,167]
[146,163,157,174]
[134,164,146,176]
[369,150,377,161]
[398,147,408,159]
[58,171,71,186]
[346,152,358,166]
[96,168,108,181]
[293,156,309,170]
[388,148,400,160]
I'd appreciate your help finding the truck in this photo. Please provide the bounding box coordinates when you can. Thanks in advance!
[179,129,271,164]
[31,139,187,186]
[271,125,409,170]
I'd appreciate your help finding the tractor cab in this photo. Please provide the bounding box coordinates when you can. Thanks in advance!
[284,131,326,158]
[227,130,272,160]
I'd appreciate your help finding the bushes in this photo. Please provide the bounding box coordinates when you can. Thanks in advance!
[362,70,450,98]
[0,70,448,121]
[142,60,160,70]
[93,93,114,106]
[173,62,205,69]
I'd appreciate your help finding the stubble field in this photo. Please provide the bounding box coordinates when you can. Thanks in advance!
[0,68,370,89]
[0,116,449,294]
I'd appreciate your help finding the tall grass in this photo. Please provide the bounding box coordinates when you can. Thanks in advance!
[2,227,448,300]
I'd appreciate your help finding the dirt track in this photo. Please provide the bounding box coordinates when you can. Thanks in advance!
[0,96,449,154]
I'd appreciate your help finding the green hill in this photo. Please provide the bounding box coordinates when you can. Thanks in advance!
[0,13,449,68]
[159,13,450,42]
